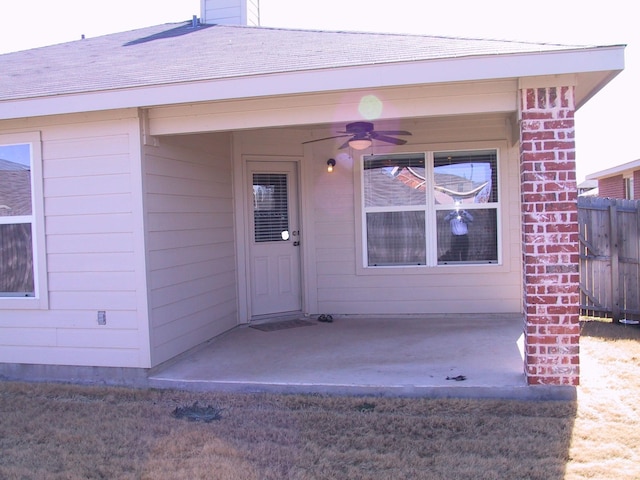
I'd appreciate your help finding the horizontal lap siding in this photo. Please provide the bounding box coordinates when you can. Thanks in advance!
[316,283,521,314]
[1,345,141,367]
[145,133,237,366]
[0,112,147,368]
[310,115,522,315]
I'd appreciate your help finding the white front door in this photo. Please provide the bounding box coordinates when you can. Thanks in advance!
[248,161,302,317]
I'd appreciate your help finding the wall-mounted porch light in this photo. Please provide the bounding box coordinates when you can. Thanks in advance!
[327,158,336,173]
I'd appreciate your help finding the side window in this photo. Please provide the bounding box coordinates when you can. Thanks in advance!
[0,133,47,305]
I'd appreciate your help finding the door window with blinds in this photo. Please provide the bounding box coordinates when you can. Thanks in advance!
[361,150,499,267]
[252,173,290,242]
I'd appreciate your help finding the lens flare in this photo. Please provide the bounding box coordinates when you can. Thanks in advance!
[358,95,383,120]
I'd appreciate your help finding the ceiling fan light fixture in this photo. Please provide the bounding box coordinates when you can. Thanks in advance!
[349,138,372,150]
[302,121,411,149]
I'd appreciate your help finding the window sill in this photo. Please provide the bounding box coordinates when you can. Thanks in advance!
[0,296,48,310]
[356,262,507,276]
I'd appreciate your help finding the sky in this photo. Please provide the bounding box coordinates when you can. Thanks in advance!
[0,0,637,182]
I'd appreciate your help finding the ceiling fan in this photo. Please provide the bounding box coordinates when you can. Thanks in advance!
[302,121,412,150]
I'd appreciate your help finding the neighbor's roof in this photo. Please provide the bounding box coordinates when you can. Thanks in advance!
[586,158,640,180]
[0,21,625,119]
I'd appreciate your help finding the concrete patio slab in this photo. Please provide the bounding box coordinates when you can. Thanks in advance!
[148,314,575,400]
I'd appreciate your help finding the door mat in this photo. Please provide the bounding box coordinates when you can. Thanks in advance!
[250,319,315,332]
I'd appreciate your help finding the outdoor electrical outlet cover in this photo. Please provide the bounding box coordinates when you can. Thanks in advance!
[98,311,106,325]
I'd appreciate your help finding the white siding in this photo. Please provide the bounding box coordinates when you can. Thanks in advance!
[144,133,237,366]
[201,0,259,26]
[0,110,150,368]
[0,94,523,370]
[308,115,522,314]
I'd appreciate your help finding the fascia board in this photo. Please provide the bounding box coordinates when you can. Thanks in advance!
[0,45,624,121]
[586,158,640,180]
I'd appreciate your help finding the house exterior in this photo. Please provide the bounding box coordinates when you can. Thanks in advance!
[586,159,640,199]
[0,0,625,387]
[577,179,598,196]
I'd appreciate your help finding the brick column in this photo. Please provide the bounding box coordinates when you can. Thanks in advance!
[519,86,580,386]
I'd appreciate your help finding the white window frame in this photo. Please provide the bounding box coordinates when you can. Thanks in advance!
[0,132,48,309]
[624,175,634,200]
[355,143,504,275]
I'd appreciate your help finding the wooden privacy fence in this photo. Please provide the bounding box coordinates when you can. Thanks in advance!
[578,196,640,322]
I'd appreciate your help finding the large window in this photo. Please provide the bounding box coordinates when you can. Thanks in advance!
[0,133,46,303]
[362,150,499,267]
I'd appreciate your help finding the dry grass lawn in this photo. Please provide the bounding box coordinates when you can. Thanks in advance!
[0,319,638,480]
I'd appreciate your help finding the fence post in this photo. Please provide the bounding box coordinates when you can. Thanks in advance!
[609,201,620,322]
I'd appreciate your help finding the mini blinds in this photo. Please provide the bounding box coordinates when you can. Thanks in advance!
[433,151,498,204]
[362,150,500,267]
[252,173,289,243]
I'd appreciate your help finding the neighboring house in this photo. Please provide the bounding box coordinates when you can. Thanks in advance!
[577,179,598,197]
[585,159,640,199]
[0,0,625,387]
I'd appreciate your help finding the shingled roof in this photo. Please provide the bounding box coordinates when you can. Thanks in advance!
[0,21,590,102]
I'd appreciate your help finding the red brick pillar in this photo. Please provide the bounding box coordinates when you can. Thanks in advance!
[520,85,580,386]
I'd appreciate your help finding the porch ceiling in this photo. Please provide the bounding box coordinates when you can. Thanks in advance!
[146,81,519,137]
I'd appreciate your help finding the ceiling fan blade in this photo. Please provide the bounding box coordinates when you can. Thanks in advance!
[374,130,412,136]
[338,139,352,149]
[302,134,350,145]
[371,133,408,145]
